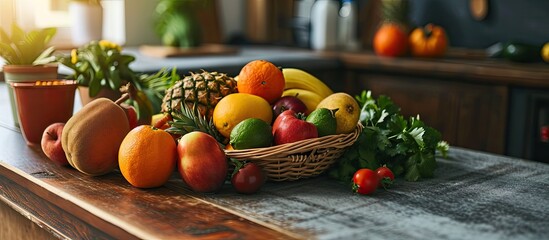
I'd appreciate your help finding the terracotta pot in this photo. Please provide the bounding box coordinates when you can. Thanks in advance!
[78,86,122,106]
[3,64,59,127]
[11,80,77,146]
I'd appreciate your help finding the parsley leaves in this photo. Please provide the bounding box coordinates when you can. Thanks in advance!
[328,91,449,183]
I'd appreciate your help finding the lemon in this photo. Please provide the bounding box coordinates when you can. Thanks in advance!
[542,42,549,63]
[306,108,338,137]
[230,118,273,149]
[316,93,360,134]
[213,93,273,138]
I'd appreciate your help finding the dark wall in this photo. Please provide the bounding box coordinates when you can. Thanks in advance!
[409,0,549,49]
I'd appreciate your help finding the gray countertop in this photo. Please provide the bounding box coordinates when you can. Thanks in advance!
[58,46,340,76]
[197,147,549,240]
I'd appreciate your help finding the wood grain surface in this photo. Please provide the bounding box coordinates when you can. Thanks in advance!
[0,125,295,239]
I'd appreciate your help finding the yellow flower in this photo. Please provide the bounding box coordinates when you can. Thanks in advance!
[99,40,122,52]
[71,49,78,64]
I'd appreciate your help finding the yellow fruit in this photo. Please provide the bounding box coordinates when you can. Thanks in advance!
[282,88,324,114]
[213,93,273,138]
[316,93,360,134]
[542,42,549,63]
[282,68,333,98]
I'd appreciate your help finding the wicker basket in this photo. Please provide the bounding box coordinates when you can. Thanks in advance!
[225,123,363,181]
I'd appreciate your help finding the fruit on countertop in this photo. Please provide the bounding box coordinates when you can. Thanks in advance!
[306,108,338,137]
[376,166,395,189]
[282,68,333,99]
[161,71,238,121]
[41,122,69,166]
[373,23,408,57]
[281,89,324,115]
[272,96,308,119]
[230,118,273,150]
[62,97,130,176]
[177,131,228,193]
[118,125,176,188]
[316,93,360,134]
[352,168,380,195]
[231,162,265,194]
[272,110,318,145]
[212,93,273,138]
[121,103,138,129]
[237,60,285,104]
[542,42,549,63]
[409,23,448,58]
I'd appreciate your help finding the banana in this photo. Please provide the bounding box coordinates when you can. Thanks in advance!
[282,88,324,114]
[282,68,334,99]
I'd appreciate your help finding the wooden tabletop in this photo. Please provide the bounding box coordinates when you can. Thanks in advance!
[1,81,549,239]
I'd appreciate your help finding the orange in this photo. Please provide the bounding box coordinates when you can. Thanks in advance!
[237,60,285,104]
[373,23,408,57]
[213,93,273,138]
[118,125,177,188]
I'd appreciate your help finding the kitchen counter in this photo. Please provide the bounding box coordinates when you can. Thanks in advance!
[0,81,548,239]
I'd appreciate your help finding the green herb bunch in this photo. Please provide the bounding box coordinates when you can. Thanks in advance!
[57,40,139,97]
[0,23,57,65]
[328,90,449,183]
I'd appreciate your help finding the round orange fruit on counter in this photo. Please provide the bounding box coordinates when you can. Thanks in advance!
[118,125,177,188]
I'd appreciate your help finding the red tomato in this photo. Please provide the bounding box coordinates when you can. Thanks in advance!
[231,162,265,194]
[376,166,395,188]
[352,169,380,195]
[373,23,408,57]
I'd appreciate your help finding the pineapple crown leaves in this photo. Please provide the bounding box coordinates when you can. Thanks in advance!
[0,23,57,65]
[166,101,225,144]
[139,67,180,100]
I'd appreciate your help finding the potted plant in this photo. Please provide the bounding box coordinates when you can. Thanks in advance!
[57,40,140,104]
[0,23,58,127]
[58,40,159,125]
[11,80,78,145]
[154,0,212,48]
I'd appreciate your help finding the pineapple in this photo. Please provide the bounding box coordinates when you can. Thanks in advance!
[161,70,238,121]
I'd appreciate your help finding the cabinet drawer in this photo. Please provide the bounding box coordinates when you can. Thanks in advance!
[351,73,508,154]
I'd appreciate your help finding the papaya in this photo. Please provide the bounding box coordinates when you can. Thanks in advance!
[62,97,130,176]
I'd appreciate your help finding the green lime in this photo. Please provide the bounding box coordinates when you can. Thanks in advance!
[230,118,273,150]
[306,108,338,137]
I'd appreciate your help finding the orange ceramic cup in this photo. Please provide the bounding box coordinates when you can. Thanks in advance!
[10,80,77,145]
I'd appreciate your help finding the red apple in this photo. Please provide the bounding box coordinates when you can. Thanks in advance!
[272,96,307,119]
[41,123,69,166]
[177,132,228,193]
[272,110,318,145]
[121,103,138,129]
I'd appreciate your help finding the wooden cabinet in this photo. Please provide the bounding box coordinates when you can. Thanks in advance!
[347,73,508,154]
[335,51,549,157]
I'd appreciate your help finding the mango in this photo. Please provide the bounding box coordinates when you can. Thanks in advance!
[62,98,130,176]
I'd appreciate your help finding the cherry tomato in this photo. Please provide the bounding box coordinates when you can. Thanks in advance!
[231,162,265,194]
[376,166,395,188]
[352,169,380,195]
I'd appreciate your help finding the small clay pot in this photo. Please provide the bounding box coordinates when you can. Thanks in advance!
[3,64,59,127]
[11,80,77,145]
[78,86,122,106]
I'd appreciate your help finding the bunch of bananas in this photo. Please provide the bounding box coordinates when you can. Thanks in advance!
[281,68,333,113]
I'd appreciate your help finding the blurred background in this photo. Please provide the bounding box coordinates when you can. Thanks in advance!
[1,0,548,49]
